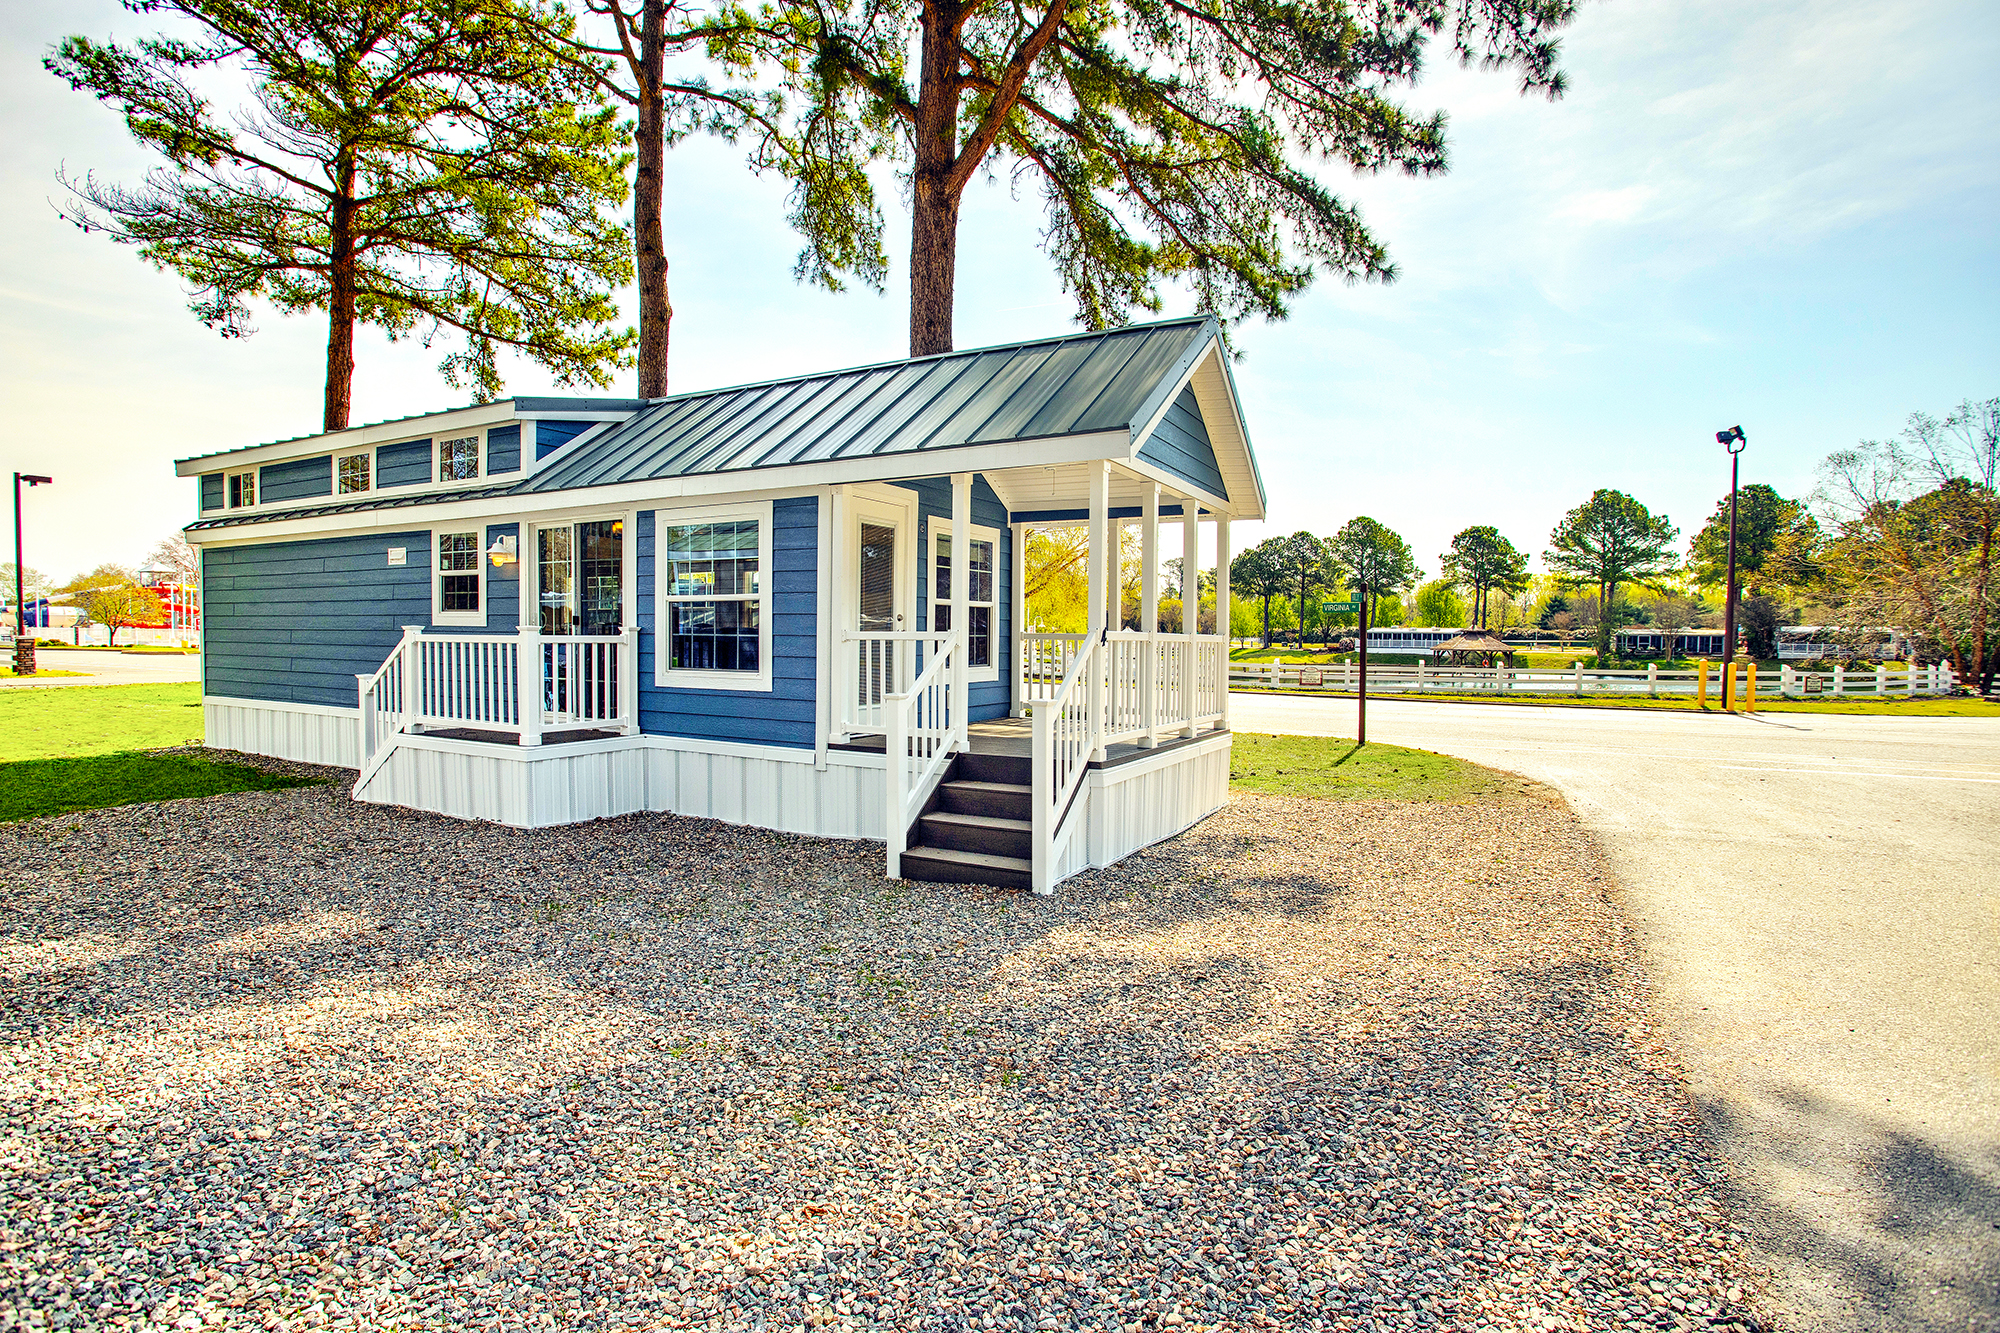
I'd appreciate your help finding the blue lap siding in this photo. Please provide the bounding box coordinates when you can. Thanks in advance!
[486,426,522,475]
[1137,384,1227,500]
[636,497,818,749]
[259,454,333,504]
[199,473,224,511]
[892,475,1012,722]
[535,420,597,461]
[203,531,432,709]
[204,524,521,708]
[376,439,432,488]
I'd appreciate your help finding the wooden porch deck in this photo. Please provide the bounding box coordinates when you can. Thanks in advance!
[834,716,1227,768]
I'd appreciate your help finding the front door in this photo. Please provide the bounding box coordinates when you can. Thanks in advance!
[536,519,624,722]
[849,496,909,728]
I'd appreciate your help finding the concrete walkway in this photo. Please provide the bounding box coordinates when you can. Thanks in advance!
[2,648,201,687]
[1229,693,2000,1333]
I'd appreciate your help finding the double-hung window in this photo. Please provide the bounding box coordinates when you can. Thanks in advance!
[227,471,256,508]
[337,452,370,494]
[656,505,771,690]
[438,434,481,482]
[932,519,998,679]
[433,529,483,626]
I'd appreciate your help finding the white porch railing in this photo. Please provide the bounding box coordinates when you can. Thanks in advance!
[355,625,640,786]
[840,632,953,736]
[1022,631,1227,744]
[884,636,961,878]
[1030,634,1100,894]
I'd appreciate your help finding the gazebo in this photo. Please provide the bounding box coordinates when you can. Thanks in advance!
[1429,630,1515,666]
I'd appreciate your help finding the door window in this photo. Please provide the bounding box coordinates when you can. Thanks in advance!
[538,520,623,636]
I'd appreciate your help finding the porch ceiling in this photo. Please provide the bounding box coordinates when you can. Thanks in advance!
[985,461,1219,521]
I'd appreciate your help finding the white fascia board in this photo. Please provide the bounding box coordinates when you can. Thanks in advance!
[511,410,639,422]
[185,430,1130,546]
[174,402,526,478]
[1127,339,1264,523]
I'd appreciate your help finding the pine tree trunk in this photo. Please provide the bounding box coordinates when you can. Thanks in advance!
[634,0,671,398]
[909,1,964,357]
[323,154,358,433]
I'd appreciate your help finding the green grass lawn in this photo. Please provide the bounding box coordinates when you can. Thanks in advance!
[0,681,322,821]
[0,751,321,822]
[1228,732,1538,803]
[0,668,90,680]
[0,682,206,759]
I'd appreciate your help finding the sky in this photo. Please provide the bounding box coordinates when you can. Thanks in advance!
[1,0,1995,582]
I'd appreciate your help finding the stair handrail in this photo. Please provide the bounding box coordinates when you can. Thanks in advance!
[353,625,423,792]
[1029,631,1102,894]
[883,635,960,879]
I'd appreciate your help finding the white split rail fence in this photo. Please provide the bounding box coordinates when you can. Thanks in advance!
[1229,659,1957,699]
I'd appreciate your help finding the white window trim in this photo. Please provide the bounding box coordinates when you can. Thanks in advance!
[654,499,774,693]
[930,515,1001,683]
[335,450,372,495]
[227,470,257,509]
[431,527,486,628]
[437,431,485,484]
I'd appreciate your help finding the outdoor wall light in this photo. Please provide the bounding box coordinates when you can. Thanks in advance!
[487,534,519,567]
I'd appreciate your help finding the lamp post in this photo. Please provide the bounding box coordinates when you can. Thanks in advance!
[1715,427,1747,670]
[12,473,52,676]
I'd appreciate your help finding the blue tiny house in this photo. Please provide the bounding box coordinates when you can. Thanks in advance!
[182,318,1266,892]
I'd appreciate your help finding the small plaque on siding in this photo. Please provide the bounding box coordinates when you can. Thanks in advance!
[387,547,407,566]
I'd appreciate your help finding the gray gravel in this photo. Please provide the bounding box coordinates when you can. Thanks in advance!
[1,757,1770,1331]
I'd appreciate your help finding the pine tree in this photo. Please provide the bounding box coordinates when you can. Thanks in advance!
[1543,491,1679,659]
[49,0,637,431]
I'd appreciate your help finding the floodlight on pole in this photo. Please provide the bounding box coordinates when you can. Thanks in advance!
[13,473,52,676]
[1714,428,1746,676]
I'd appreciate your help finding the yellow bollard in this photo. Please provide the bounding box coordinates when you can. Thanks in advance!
[1698,659,1709,706]
[1723,660,1736,713]
[1745,662,1758,712]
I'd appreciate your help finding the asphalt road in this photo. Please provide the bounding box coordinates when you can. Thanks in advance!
[1228,692,2000,1333]
[3,648,202,686]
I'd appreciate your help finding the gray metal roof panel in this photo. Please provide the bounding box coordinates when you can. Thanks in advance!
[503,316,1213,492]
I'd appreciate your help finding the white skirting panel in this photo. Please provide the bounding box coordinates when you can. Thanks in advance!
[643,748,884,839]
[205,696,360,769]
[1081,733,1231,872]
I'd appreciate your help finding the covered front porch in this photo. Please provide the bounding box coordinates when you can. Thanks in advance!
[827,458,1235,891]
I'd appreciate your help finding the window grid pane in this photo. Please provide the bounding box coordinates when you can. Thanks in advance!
[439,435,480,481]
[664,519,762,672]
[338,454,370,494]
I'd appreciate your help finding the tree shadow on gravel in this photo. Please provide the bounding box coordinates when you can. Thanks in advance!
[1,780,1772,1332]
[1699,1084,2000,1333]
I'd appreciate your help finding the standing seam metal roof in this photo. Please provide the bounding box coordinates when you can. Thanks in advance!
[523,317,1215,493]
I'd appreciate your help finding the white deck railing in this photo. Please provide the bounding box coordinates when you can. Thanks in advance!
[1023,631,1228,744]
[884,636,961,879]
[1230,658,1958,700]
[1030,634,1100,895]
[355,625,640,785]
[840,632,953,736]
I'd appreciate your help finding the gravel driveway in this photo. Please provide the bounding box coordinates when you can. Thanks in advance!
[2,761,1767,1332]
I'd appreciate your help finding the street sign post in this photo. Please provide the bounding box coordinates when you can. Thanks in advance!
[1322,600,1360,614]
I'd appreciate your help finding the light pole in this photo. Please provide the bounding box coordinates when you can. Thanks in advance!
[12,473,51,676]
[1715,427,1746,669]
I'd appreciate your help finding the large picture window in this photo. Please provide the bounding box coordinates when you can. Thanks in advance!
[656,505,771,690]
[433,529,484,626]
[932,519,998,679]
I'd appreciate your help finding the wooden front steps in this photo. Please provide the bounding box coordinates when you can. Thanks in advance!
[898,752,1033,891]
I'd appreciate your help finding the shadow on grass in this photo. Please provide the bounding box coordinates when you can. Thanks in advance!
[0,750,323,822]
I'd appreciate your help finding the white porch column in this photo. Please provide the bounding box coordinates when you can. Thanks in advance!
[1088,461,1110,762]
[950,472,972,748]
[1010,519,1028,717]
[828,484,850,742]
[1181,503,1198,738]
[1139,483,1160,748]
[1215,516,1231,730]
